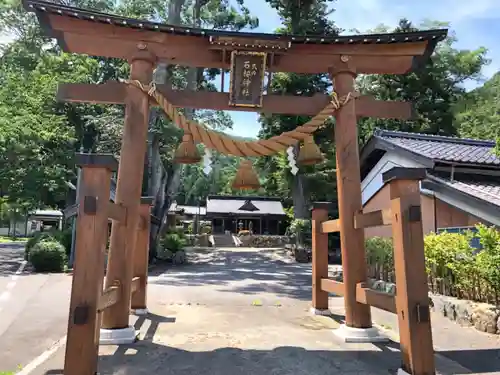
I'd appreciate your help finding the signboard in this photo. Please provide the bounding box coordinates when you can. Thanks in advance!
[229,51,267,108]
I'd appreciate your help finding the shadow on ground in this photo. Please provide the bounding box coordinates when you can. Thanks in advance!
[40,312,500,375]
[0,242,26,275]
[441,348,500,373]
[149,248,329,301]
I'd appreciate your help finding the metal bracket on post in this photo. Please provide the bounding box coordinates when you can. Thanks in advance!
[73,305,90,325]
[408,205,421,222]
[415,304,430,323]
[83,196,98,215]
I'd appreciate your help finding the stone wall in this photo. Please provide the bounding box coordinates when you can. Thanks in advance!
[239,235,289,248]
[431,295,499,334]
[328,270,500,335]
[366,278,500,335]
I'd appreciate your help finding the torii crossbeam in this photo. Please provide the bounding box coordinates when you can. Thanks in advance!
[23,1,447,374]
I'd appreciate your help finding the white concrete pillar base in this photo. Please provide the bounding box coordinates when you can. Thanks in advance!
[397,368,411,375]
[99,326,137,345]
[131,308,149,316]
[333,324,389,343]
[309,307,331,316]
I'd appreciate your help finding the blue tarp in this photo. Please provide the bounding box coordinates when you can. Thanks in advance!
[437,226,482,250]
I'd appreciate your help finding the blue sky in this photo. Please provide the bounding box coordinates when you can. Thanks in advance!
[1,0,499,139]
[225,0,500,139]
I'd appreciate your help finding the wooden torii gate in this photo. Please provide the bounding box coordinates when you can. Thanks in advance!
[23,1,447,374]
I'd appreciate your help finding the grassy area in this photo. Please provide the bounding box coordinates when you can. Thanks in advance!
[0,236,28,243]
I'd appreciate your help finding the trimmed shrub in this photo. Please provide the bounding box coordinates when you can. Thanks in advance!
[288,219,312,248]
[25,231,56,261]
[25,229,73,261]
[29,241,66,272]
[424,230,478,298]
[365,225,500,304]
[475,224,500,304]
[52,228,73,257]
[160,232,187,253]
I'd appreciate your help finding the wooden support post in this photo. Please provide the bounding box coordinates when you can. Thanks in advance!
[331,65,372,328]
[311,202,330,312]
[64,153,117,375]
[384,167,435,375]
[131,197,154,313]
[102,49,156,330]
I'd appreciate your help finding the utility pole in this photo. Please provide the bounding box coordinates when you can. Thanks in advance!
[69,145,84,269]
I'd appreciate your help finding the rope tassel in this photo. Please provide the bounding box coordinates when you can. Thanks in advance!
[174,133,201,164]
[232,160,261,190]
[297,136,324,166]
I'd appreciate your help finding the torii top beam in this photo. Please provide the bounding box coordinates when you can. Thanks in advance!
[23,0,447,75]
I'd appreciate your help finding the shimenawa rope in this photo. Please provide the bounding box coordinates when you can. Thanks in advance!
[123,79,355,157]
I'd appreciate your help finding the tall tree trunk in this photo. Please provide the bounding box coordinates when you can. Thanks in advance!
[148,0,198,258]
[168,0,184,25]
[291,144,308,218]
[289,13,309,219]
[147,131,166,259]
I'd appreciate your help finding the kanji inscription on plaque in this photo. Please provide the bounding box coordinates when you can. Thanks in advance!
[229,51,267,108]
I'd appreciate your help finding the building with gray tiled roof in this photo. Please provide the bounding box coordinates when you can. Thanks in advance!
[206,195,287,235]
[167,196,287,235]
[360,129,500,237]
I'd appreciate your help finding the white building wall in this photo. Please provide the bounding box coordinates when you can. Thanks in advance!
[361,153,423,205]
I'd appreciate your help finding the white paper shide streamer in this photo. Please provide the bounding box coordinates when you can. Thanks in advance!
[202,148,213,176]
[286,146,299,175]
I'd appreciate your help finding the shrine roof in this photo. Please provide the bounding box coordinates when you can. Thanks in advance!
[23,0,447,48]
[206,195,286,216]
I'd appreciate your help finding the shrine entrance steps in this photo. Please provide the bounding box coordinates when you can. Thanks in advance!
[211,234,237,247]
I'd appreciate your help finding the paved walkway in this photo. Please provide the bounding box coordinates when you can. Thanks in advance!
[1,246,499,374]
[17,247,495,375]
[0,242,71,372]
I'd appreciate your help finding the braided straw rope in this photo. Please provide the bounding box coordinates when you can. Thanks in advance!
[124,79,355,157]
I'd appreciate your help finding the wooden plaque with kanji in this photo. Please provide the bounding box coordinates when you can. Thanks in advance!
[229,51,267,108]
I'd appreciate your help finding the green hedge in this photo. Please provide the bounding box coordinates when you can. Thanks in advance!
[25,229,72,267]
[365,224,500,304]
[29,241,66,272]
[25,231,56,261]
[365,236,394,282]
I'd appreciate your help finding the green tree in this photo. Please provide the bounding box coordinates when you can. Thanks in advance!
[0,49,104,208]
[258,0,340,218]
[455,72,500,148]
[0,0,258,213]
[357,19,489,143]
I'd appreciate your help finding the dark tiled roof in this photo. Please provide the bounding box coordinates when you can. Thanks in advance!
[206,196,286,216]
[374,130,500,166]
[238,200,260,212]
[23,0,447,47]
[427,175,500,208]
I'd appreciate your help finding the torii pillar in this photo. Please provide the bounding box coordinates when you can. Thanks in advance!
[100,44,156,344]
[329,56,386,342]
